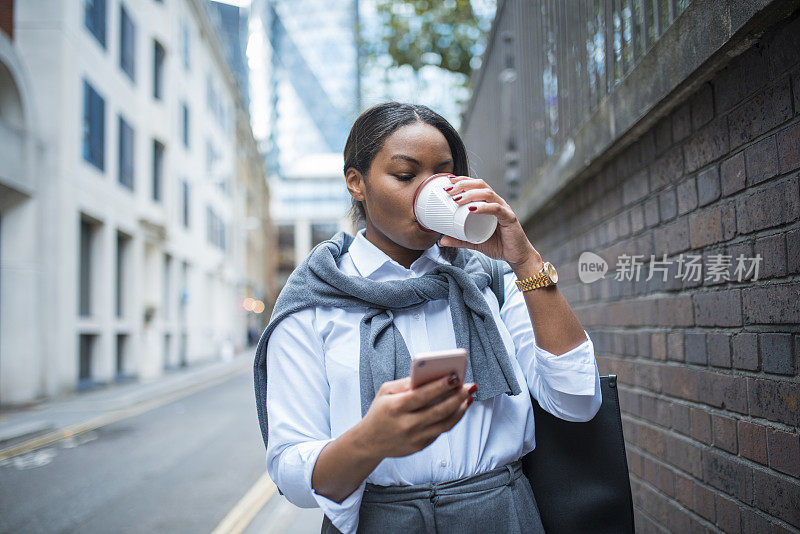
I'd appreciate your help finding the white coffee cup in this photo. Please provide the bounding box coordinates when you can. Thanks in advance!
[413,173,498,244]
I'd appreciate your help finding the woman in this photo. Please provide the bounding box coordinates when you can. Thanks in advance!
[254,102,602,534]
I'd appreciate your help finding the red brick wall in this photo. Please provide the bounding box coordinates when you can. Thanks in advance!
[524,14,800,533]
[0,0,13,41]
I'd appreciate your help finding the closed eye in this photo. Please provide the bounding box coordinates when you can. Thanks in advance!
[394,174,415,182]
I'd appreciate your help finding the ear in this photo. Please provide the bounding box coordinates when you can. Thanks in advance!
[345,167,366,202]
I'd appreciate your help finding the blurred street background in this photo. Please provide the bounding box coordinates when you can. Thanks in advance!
[1,0,799,532]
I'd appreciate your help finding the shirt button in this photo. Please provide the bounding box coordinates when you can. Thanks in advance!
[413,313,421,320]
[440,460,447,467]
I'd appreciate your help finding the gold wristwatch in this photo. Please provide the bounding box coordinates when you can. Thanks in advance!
[515,261,559,291]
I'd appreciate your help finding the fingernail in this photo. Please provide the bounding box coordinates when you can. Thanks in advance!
[453,195,462,201]
[468,384,478,394]
[468,206,477,211]
[444,186,453,191]
[447,373,458,386]
[467,396,474,407]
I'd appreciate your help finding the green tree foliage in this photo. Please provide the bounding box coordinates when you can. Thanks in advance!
[362,0,494,79]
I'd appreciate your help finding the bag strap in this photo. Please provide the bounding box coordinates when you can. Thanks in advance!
[474,252,506,310]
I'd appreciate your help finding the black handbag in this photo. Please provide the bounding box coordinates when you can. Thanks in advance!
[473,254,635,533]
[522,375,635,534]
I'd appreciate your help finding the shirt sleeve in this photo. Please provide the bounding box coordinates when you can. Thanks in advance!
[265,308,365,533]
[499,271,602,422]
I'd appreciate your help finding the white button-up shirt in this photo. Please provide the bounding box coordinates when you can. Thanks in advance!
[265,228,602,533]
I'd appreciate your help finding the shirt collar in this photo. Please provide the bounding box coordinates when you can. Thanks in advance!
[349,228,447,278]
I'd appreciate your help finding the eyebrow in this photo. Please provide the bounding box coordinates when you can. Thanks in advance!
[390,155,454,167]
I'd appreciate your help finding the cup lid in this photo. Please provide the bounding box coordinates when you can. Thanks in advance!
[413,173,455,232]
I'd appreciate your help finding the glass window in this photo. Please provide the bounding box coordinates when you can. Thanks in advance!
[182,180,190,228]
[152,139,164,201]
[118,115,134,190]
[82,80,105,171]
[84,0,106,48]
[181,21,190,70]
[119,5,136,81]
[153,40,165,100]
[181,102,190,148]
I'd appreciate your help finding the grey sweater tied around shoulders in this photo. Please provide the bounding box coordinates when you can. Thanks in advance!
[253,230,521,451]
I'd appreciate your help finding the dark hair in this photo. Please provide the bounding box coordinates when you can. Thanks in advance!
[343,102,469,263]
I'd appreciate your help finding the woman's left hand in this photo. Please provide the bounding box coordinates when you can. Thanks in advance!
[438,175,543,270]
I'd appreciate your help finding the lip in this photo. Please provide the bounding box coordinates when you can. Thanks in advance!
[413,173,454,233]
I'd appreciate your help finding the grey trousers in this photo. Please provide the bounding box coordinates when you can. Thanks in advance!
[321,461,546,534]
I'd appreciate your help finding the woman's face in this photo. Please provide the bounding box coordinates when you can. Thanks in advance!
[346,121,456,265]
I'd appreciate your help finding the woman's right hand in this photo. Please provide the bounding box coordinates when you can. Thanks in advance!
[358,375,476,459]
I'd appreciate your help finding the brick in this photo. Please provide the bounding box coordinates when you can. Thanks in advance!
[743,282,800,325]
[664,432,703,477]
[673,101,692,142]
[676,177,698,215]
[714,46,769,114]
[729,79,793,149]
[735,177,800,235]
[720,152,746,196]
[731,332,759,371]
[705,371,749,415]
[747,377,800,426]
[685,332,707,365]
[739,420,768,464]
[693,290,742,327]
[639,130,656,163]
[658,187,677,221]
[688,204,736,249]
[760,332,794,375]
[654,217,690,256]
[667,331,685,362]
[794,70,800,115]
[715,493,741,534]
[672,403,691,436]
[643,197,660,227]
[753,233,787,279]
[788,228,800,274]
[691,407,712,444]
[623,169,649,205]
[641,395,670,427]
[767,427,800,477]
[693,482,716,522]
[656,295,694,327]
[656,463,676,497]
[777,121,800,173]
[744,135,779,185]
[654,116,672,154]
[740,507,774,533]
[630,203,645,233]
[685,116,730,172]
[650,145,684,191]
[696,166,721,206]
[752,468,800,528]
[651,332,666,361]
[702,448,753,503]
[707,333,732,368]
[675,472,693,508]
[712,414,738,454]
[691,83,715,130]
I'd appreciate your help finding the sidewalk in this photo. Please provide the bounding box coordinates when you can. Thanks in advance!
[0,347,255,459]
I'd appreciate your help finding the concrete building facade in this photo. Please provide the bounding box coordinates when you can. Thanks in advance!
[0,0,273,405]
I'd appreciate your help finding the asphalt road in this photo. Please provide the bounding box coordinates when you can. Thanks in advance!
[0,369,322,533]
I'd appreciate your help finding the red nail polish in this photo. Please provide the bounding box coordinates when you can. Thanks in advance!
[468,384,478,394]
[453,195,462,201]
[444,186,453,191]
[467,396,474,407]
[468,206,477,211]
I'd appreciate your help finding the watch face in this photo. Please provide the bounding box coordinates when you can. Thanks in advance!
[546,262,558,283]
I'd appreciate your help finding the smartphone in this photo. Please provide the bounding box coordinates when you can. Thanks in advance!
[410,348,468,389]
